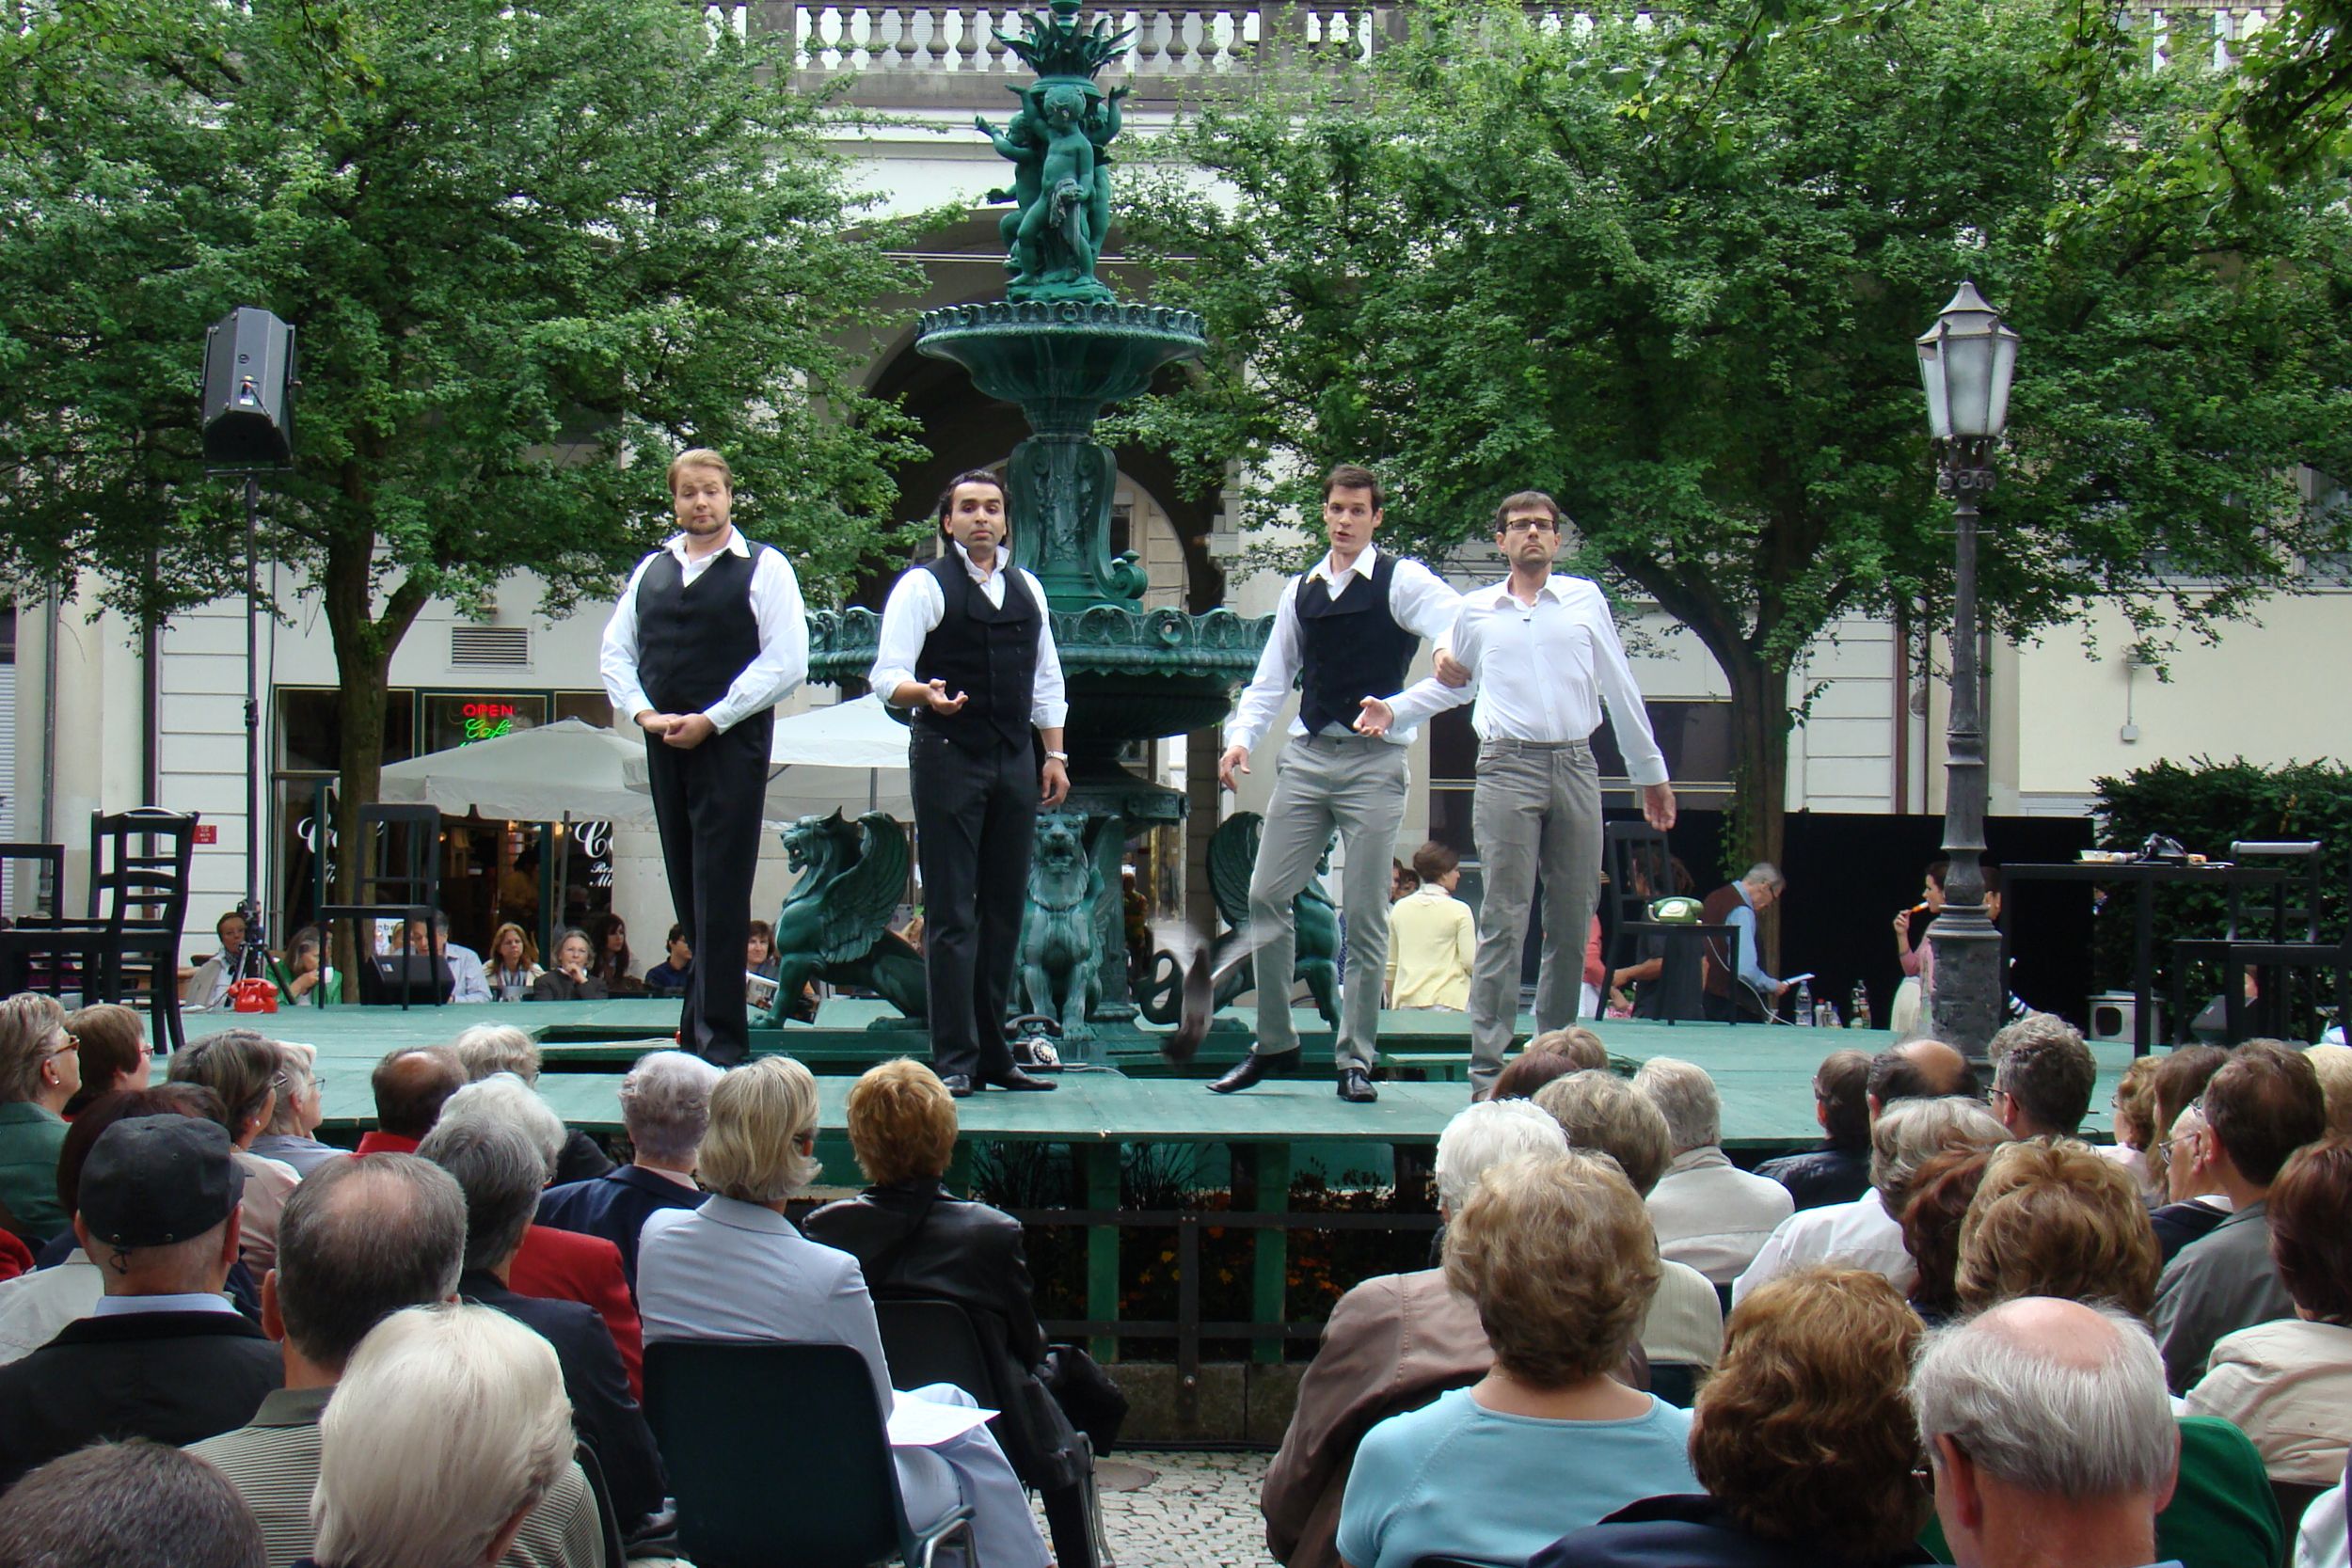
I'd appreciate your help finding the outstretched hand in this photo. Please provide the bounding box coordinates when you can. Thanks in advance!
[1354,697,1395,738]
[917,679,968,716]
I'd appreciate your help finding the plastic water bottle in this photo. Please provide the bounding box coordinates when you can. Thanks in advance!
[1813,992,1836,1029]
[1848,982,1871,1030]
[1793,977,1815,1025]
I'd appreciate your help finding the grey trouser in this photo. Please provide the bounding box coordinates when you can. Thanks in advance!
[1469,738,1603,1095]
[1248,734,1409,1070]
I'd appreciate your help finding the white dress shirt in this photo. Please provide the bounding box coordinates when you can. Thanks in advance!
[1225,546,1462,752]
[1730,1186,1914,1307]
[0,1251,99,1366]
[1646,1147,1797,1286]
[1384,576,1669,785]
[868,544,1069,730]
[599,527,811,735]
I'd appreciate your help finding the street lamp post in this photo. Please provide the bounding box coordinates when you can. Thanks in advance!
[1917,281,2020,1061]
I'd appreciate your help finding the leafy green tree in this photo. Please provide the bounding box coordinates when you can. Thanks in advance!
[0,0,922,911]
[1118,0,2352,869]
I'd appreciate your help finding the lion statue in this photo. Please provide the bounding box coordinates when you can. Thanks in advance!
[1017,811,1104,1041]
[761,809,928,1025]
[1136,811,1341,1029]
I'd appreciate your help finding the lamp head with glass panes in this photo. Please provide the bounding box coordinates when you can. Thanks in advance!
[1916,281,2020,489]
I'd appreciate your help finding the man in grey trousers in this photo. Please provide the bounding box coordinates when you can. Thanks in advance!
[1362,490,1675,1100]
[1209,465,1462,1102]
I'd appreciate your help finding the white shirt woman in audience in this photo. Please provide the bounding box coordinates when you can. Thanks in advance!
[248,1042,343,1176]
[635,1055,1049,1568]
[1335,1150,1698,1568]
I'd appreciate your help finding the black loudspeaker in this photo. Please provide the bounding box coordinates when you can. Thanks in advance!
[200,307,296,466]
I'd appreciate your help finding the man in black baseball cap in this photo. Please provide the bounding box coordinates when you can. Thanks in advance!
[0,1116,281,1488]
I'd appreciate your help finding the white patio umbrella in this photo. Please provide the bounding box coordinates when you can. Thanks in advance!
[378,719,656,826]
[621,694,914,821]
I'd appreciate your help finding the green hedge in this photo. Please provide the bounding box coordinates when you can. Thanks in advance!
[2091,758,2352,1037]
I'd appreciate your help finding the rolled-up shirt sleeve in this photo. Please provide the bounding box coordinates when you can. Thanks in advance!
[1026,569,1068,729]
[704,548,810,734]
[868,570,946,703]
[598,557,658,725]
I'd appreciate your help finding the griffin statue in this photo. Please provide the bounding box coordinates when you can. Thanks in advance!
[760,810,929,1026]
[1136,812,1341,1030]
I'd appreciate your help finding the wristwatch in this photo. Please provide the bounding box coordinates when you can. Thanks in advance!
[1045,750,1070,762]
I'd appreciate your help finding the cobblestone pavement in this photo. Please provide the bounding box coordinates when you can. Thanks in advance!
[1082,1449,1278,1568]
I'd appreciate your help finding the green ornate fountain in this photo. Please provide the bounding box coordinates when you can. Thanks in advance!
[806,0,1270,1052]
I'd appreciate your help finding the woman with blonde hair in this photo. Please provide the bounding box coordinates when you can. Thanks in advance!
[1535,1267,1934,1568]
[1336,1151,1697,1568]
[0,995,79,1241]
[483,924,543,1003]
[636,1056,1049,1568]
[167,1029,300,1274]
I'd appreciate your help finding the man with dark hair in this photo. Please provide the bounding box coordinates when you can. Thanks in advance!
[1757,1050,1875,1210]
[1385,842,1473,1012]
[0,1440,266,1568]
[358,1046,466,1157]
[191,1155,602,1568]
[600,446,810,1066]
[424,1118,668,1537]
[2151,1040,2327,1391]
[1212,465,1461,1103]
[0,1117,281,1488]
[1987,1014,2099,1138]
[868,468,1069,1097]
[1360,489,1673,1099]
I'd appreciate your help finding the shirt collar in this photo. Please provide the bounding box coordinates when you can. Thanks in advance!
[92,1291,240,1318]
[662,527,749,565]
[1480,575,1571,608]
[951,540,1008,586]
[1309,544,1380,587]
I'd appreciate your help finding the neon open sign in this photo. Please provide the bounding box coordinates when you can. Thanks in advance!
[460,701,516,744]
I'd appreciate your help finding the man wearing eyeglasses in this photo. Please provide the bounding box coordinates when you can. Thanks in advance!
[1360,492,1675,1101]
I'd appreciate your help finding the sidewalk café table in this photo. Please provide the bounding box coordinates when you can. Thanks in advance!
[2000,858,2295,1056]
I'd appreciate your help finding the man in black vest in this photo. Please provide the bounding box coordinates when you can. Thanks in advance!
[1209,465,1461,1101]
[599,449,808,1065]
[871,470,1069,1096]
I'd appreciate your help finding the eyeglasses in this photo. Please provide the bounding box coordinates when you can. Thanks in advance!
[1499,517,1558,535]
[47,1033,78,1058]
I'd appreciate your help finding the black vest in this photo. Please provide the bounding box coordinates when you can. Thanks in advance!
[913,554,1041,753]
[633,542,768,715]
[1296,553,1420,736]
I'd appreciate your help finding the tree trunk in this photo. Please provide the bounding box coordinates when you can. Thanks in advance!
[1724,655,1792,974]
[319,528,429,968]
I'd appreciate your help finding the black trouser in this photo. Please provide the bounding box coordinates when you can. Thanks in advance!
[641,711,771,1065]
[909,727,1036,1083]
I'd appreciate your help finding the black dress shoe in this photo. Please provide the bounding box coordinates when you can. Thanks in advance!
[940,1073,975,1099]
[1337,1067,1379,1103]
[1207,1050,1301,1094]
[984,1067,1058,1092]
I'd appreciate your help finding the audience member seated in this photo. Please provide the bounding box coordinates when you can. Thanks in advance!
[530,929,609,1003]
[0,1116,281,1488]
[2187,1134,2352,1488]
[1535,1070,1723,1371]
[1492,1050,1585,1104]
[807,1057,1106,1568]
[0,994,79,1243]
[641,925,692,996]
[420,1117,668,1538]
[2147,1046,2233,1259]
[585,913,644,998]
[0,1439,267,1568]
[407,911,493,1005]
[183,911,258,1011]
[305,1305,576,1568]
[1265,1101,1645,1568]
[2103,1053,2163,1199]
[1953,1139,2161,1319]
[1385,842,1473,1013]
[2153,1039,2326,1392]
[272,926,341,1007]
[747,920,781,983]
[1635,1057,1792,1285]
[636,1055,1050,1568]
[2308,1044,2352,1138]
[1984,1013,2098,1140]
[1947,1136,2280,1568]
[538,1051,718,1291]
[1534,1266,1933,1568]
[485,924,545,1003]
[170,1029,302,1275]
[59,1004,151,1118]
[1756,1049,1875,1211]
[1734,1094,2007,1307]
[432,1075,641,1395]
[191,1154,604,1568]
[1898,1147,1994,1326]
[1910,1299,2181,1568]
[358,1046,466,1156]
[452,1026,613,1186]
[1335,1151,1698,1568]
[249,1043,342,1177]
